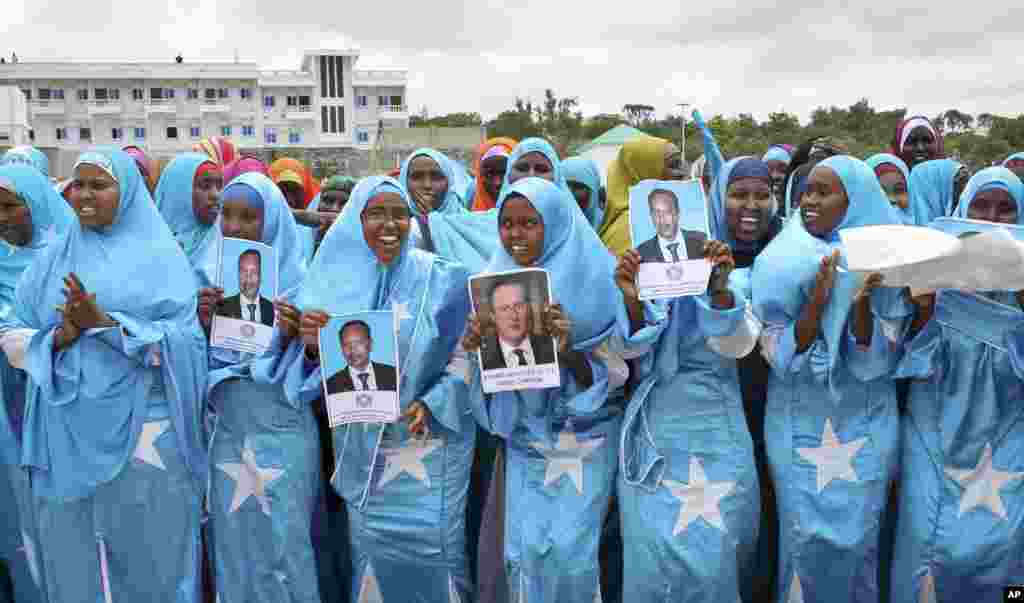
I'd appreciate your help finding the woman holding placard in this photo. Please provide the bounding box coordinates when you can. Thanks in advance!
[613,181,760,601]
[196,173,320,603]
[281,175,475,602]
[751,155,909,603]
[462,177,621,603]
[890,167,1024,602]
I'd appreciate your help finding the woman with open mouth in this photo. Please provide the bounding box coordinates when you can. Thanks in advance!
[285,176,475,602]
[752,155,909,603]
[8,147,208,603]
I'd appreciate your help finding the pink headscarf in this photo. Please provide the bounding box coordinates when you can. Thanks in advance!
[223,156,270,184]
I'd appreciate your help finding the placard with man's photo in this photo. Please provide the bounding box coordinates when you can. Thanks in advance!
[210,238,278,354]
[628,179,714,300]
[468,268,560,394]
[319,310,401,427]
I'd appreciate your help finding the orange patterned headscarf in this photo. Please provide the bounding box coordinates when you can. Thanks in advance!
[193,136,238,167]
[470,137,518,211]
[269,157,320,208]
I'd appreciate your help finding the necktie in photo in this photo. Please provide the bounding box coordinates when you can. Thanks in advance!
[247,303,256,321]
[668,242,681,262]
[358,373,370,390]
[513,349,528,366]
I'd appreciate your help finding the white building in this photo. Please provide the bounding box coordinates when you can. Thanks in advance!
[0,48,408,172]
[0,85,31,147]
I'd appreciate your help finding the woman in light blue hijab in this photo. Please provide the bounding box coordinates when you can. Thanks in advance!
[503,138,570,193]
[267,175,474,602]
[866,153,911,220]
[891,166,1024,602]
[906,158,966,226]
[10,147,208,602]
[0,147,49,178]
[155,153,222,273]
[196,172,320,603]
[752,155,910,603]
[462,177,620,602]
[562,157,605,229]
[399,147,501,273]
[0,165,74,603]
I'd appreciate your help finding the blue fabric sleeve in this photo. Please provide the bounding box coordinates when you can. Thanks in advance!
[615,295,668,350]
[761,321,810,376]
[844,315,898,382]
[694,290,745,337]
[415,361,469,436]
[894,317,942,379]
[695,114,725,184]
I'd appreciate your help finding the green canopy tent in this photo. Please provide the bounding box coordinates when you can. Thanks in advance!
[576,124,649,185]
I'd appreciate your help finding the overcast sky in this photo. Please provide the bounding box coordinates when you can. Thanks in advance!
[3,0,1022,123]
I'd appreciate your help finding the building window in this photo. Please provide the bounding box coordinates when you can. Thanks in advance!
[299,95,311,107]
[112,127,123,141]
[189,126,202,139]
[218,88,229,99]
[167,88,176,99]
[54,89,65,100]
[166,126,179,140]
[357,95,367,107]
[320,56,328,98]
[28,130,34,142]
[335,57,344,98]
[187,88,198,100]
[286,96,298,107]
[242,125,255,137]
[77,89,89,101]
[328,56,337,98]
[263,95,275,109]
[329,106,338,133]
[221,125,232,137]
[204,89,216,100]
[23,89,31,101]
[38,88,51,101]
[109,89,120,100]
[56,127,67,141]
[240,88,252,100]
[132,88,144,101]
[150,88,163,100]
[321,106,329,133]
[288,130,301,144]
[356,129,369,144]
[79,127,92,142]
[134,127,146,140]
[390,95,403,107]
[265,128,277,144]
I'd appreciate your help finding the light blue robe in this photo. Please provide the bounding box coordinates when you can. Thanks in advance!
[468,177,620,602]
[200,173,320,603]
[563,157,605,230]
[752,156,910,603]
[13,148,208,603]
[906,159,963,226]
[890,168,1024,601]
[269,176,475,603]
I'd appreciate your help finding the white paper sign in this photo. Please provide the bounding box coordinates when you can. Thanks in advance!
[325,390,400,428]
[210,317,274,354]
[212,238,278,355]
[319,311,401,427]
[637,258,713,301]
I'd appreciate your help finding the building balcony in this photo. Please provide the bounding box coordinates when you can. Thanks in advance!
[285,105,315,120]
[378,104,408,119]
[29,101,66,115]
[352,70,408,87]
[145,99,177,115]
[87,100,123,116]
[199,99,231,114]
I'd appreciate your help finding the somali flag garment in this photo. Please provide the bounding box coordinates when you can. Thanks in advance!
[467,178,620,603]
[906,159,963,226]
[265,176,474,603]
[155,153,220,274]
[890,168,1024,602]
[0,165,74,603]
[562,157,605,230]
[198,173,320,603]
[752,155,911,603]
[400,148,501,274]
[12,147,208,603]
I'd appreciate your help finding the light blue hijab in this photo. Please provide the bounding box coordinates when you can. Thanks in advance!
[204,172,308,389]
[155,153,219,267]
[762,145,792,164]
[502,137,570,193]
[710,156,776,250]
[0,165,74,317]
[0,146,50,178]
[562,156,604,229]
[399,148,500,273]
[1002,152,1024,167]
[952,166,1024,221]
[867,153,912,222]
[753,155,904,387]
[907,158,963,226]
[14,147,208,500]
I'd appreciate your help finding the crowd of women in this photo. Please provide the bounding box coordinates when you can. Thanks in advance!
[0,110,1021,603]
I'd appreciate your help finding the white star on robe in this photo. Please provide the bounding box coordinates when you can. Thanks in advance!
[945,442,1024,520]
[797,418,868,493]
[531,430,604,495]
[918,570,937,603]
[216,438,285,515]
[357,562,384,603]
[663,456,736,535]
[786,573,805,603]
[18,530,41,587]
[378,438,441,488]
[133,420,170,470]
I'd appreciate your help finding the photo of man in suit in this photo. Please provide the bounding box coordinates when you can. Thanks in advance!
[479,277,557,371]
[325,320,399,394]
[220,249,275,327]
[636,188,707,263]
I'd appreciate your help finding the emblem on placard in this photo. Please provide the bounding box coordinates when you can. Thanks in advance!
[666,264,685,281]
[240,324,256,338]
[356,393,373,408]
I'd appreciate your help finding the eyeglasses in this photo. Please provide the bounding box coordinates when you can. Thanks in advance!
[494,302,527,315]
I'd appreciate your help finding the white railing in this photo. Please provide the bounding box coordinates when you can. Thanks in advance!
[88,100,120,107]
[287,104,313,112]
[30,100,65,108]
[379,104,407,114]
[146,98,174,106]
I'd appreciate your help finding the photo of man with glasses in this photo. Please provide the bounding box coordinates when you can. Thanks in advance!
[479,276,556,371]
